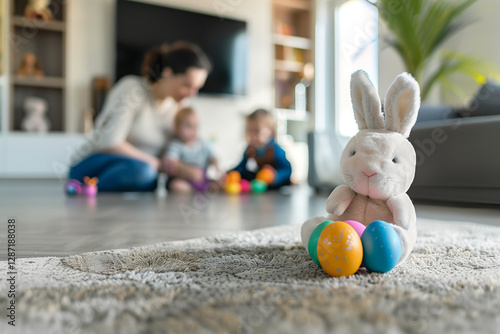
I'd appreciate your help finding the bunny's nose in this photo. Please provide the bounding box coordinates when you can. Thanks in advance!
[363,172,377,178]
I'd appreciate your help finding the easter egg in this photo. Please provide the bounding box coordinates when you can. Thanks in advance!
[251,179,268,193]
[225,182,241,195]
[317,221,363,277]
[344,220,366,238]
[256,168,275,185]
[361,220,401,273]
[227,171,241,184]
[240,179,251,193]
[307,220,333,267]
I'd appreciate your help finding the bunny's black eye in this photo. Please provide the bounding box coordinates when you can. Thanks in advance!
[392,157,398,163]
[351,150,356,157]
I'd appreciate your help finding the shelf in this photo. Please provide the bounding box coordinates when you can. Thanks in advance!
[12,76,65,89]
[11,16,65,32]
[275,60,304,73]
[4,132,82,139]
[275,108,309,121]
[273,0,311,11]
[273,34,311,49]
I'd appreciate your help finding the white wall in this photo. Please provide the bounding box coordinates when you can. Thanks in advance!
[377,23,405,102]
[443,0,500,105]
[66,0,273,169]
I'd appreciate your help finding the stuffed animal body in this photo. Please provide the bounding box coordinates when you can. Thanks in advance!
[302,70,420,266]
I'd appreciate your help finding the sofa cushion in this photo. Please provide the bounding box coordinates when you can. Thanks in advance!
[455,81,500,117]
[416,104,454,123]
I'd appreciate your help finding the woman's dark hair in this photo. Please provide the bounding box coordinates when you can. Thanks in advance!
[142,42,212,83]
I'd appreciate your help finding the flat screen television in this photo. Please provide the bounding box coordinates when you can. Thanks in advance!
[115,0,248,96]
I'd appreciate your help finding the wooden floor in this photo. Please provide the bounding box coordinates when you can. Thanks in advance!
[0,179,499,260]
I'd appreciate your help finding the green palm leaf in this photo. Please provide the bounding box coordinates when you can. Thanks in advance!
[422,51,499,101]
[371,0,496,101]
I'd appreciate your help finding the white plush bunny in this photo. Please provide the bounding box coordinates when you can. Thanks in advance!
[302,70,420,266]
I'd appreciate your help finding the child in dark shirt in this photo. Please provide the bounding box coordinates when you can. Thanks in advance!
[231,109,292,189]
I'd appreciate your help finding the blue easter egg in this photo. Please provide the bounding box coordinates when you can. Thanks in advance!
[361,220,401,273]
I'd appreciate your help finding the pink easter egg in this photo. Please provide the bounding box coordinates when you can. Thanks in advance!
[240,179,251,193]
[345,220,366,238]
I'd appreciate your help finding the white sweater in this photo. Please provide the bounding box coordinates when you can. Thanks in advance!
[72,76,179,165]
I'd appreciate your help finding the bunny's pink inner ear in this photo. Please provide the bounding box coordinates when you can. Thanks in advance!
[352,86,368,130]
[384,73,420,137]
[350,70,384,131]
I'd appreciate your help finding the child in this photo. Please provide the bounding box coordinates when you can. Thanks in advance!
[163,107,219,193]
[231,109,292,189]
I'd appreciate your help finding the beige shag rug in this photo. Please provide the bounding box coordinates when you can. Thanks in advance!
[1,219,500,334]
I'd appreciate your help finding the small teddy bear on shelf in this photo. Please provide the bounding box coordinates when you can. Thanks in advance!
[17,53,44,78]
[21,96,51,133]
[24,0,53,21]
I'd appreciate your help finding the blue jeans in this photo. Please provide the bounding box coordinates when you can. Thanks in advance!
[68,154,157,192]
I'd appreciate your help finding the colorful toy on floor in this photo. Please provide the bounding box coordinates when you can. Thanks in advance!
[225,171,242,195]
[225,171,270,194]
[65,177,99,197]
[240,179,251,193]
[226,171,241,184]
[225,181,242,195]
[307,220,363,277]
[83,176,99,197]
[83,177,99,197]
[65,179,83,196]
[250,179,267,193]
[256,167,275,185]
[361,220,401,273]
[304,219,402,276]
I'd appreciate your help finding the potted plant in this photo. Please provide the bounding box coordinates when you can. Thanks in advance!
[373,0,499,101]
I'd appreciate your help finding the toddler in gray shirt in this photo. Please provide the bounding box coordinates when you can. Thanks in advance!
[164,107,218,192]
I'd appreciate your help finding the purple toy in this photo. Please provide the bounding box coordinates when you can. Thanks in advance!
[65,179,82,196]
[188,170,212,192]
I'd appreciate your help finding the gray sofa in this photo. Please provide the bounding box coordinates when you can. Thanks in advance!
[408,82,500,204]
[308,82,500,204]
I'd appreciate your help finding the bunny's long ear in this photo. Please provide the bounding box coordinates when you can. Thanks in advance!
[350,70,384,130]
[384,72,420,137]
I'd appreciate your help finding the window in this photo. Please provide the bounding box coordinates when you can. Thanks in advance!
[336,0,378,137]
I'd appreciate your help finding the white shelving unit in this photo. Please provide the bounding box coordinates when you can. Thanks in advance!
[272,0,314,183]
[0,0,85,178]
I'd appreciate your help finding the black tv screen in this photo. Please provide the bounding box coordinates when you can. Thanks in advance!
[115,0,248,96]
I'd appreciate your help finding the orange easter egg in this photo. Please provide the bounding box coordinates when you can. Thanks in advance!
[317,221,363,277]
[256,168,275,185]
[227,171,241,184]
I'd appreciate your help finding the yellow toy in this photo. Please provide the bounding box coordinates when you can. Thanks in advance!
[225,182,242,195]
[225,171,242,195]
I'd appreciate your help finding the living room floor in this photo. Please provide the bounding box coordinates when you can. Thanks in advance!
[1,179,499,261]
